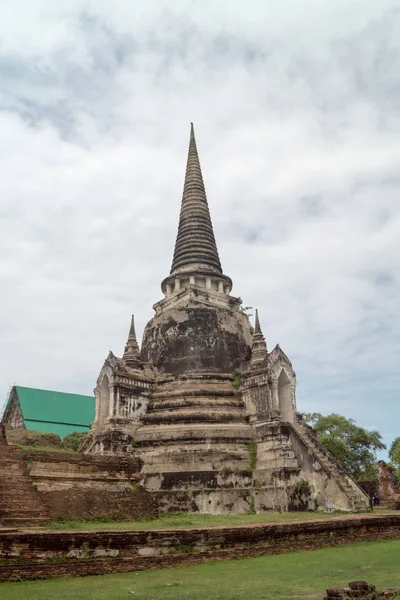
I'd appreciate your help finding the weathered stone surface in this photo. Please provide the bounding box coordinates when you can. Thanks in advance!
[0,441,157,525]
[375,461,400,509]
[169,123,222,276]
[349,582,374,590]
[22,449,157,521]
[84,124,370,514]
[141,306,252,375]
[324,581,398,600]
[0,443,49,527]
[0,515,399,582]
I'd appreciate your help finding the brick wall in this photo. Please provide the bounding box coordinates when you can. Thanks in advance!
[0,515,399,582]
[20,449,157,522]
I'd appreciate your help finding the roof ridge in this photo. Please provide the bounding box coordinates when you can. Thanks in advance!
[15,385,94,398]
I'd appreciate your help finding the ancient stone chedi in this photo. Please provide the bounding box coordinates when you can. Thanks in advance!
[84,124,369,513]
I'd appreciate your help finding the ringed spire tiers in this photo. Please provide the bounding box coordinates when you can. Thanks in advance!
[161,124,232,298]
[171,123,222,275]
[254,308,262,334]
[87,123,370,515]
[122,315,142,368]
[251,309,268,368]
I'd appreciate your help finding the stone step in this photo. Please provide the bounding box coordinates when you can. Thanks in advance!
[0,445,50,525]
[149,397,245,410]
[1,502,47,508]
[143,408,247,425]
[0,473,35,478]
[292,422,369,509]
[1,518,49,523]
[1,511,47,515]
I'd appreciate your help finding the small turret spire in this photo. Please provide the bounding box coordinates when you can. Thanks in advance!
[254,309,261,334]
[170,123,223,275]
[123,315,142,368]
[251,309,267,368]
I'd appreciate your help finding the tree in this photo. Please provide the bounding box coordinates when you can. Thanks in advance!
[389,437,400,479]
[63,431,87,452]
[303,413,386,481]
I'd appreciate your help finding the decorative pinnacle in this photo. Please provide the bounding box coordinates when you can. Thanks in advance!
[251,309,267,368]
[128,314,137,339]
[123,315,142,368]
[170,123,223,275]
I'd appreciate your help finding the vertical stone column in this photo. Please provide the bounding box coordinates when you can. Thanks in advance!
[189,275,196,285]
[174,278,181,292]
[206,276,212,289]
[271,380,279,411]
[115,388,120,417]
[266,386,272,414]
[218,280,224,292]
[95,393,100,426]
[291,384,296,415]
[109,385,115,417]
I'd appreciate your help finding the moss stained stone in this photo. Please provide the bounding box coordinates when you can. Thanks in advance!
[141,307,252,375]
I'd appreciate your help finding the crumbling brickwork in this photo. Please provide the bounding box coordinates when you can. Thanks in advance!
[0,515,399,582]
[82,124,369,514]
[376,461,400,509]
[0,441,157,526]
[22,449,157,521]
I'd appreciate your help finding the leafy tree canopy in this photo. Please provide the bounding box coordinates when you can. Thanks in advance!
[389,437,400,464]
[303,413,386,481]
[388,437,400,478]
[63,431,87,452]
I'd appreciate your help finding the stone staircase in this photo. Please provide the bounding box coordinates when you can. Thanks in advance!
[0,440,50,527]
[291,421,369,511]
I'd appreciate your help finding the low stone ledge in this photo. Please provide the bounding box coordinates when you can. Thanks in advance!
[0,515,399,582]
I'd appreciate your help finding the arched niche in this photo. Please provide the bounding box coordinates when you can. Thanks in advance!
[278,369,293,422]
[97,375,110,430]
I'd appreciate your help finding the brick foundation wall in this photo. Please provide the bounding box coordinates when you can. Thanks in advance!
[20,450,157,522]
[0,515,399,582]
[36,487,156,521]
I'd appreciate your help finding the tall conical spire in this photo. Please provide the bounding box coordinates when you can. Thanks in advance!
[251,309,267,368]
[170,123,222,275]
[123,315,142,368]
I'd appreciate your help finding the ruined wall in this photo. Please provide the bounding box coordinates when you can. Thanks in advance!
[288,427,352,510]
[376,461,400,509]
[2,394,24,429]
[0,515,399,582]
[20,450,158,521]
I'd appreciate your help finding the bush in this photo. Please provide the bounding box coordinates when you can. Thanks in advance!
[63,431,87,452]
[6,428,63,449]
[232,370,242,390]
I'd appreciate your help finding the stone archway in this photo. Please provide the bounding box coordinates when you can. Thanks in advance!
[278,369,293,422]
[97,375,110,430]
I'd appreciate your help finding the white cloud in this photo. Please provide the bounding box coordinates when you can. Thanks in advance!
[0,0,399,457]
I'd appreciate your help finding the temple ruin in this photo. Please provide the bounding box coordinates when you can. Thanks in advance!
[82,124,369,514]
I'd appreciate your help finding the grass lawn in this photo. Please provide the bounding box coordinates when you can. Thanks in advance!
[46,509,395,531]
[1,539,400,600]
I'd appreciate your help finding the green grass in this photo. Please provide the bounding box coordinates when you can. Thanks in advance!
[45,509,394,531]
[1,539,399,599]
[15,444,77,453]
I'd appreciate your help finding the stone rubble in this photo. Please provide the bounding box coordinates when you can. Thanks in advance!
[324,582,400,600]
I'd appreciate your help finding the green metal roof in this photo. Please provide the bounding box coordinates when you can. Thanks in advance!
[23,420,90,438]
[14,386,95,438]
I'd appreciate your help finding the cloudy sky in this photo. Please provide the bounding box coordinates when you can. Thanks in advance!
[1,0,399,457]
